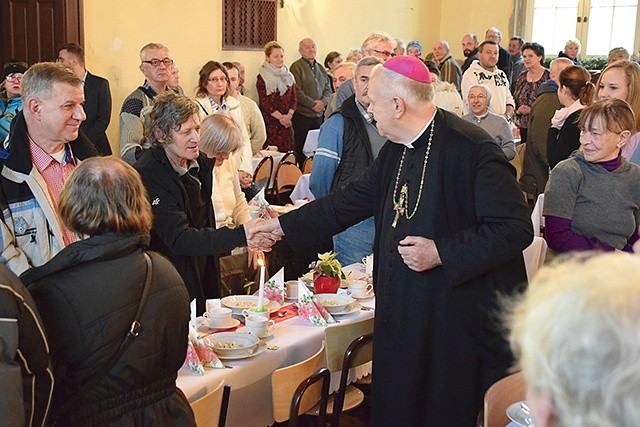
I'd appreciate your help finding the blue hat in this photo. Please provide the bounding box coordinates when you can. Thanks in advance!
[407,41,423,54]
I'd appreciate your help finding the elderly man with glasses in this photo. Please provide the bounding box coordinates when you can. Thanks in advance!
[119,42,174,164]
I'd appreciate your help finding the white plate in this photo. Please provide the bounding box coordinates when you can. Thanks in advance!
[506,402,533,427]
[221,295,280,315]
[271,205,296,214]
[330,302,362,316]
[205,332,260,358]
[217,342,268,360]
[195,317,240,331]
[236,326,274,339]
[315,294,355,314]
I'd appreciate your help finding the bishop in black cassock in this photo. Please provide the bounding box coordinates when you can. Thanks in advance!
[268,56,533,426]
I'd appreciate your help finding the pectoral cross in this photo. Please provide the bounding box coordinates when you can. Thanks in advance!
[391,183,408,228]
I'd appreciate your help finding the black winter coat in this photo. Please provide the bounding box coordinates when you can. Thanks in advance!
[23,232,195,426]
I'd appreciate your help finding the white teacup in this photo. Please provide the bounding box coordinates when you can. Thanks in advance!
[248,206,260,220]
[362,254,374,276]
[245,315,275,337]
[285,280,299,299]
[348,280,374,298]
[242,307,270,319]
[203,307,233,327]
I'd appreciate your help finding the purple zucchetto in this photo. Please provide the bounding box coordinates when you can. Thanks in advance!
[382,56,431,83]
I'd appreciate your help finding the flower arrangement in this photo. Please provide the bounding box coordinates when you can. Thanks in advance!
[309,251,346,279]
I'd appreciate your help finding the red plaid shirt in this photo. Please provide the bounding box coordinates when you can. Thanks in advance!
[28,137,77,246]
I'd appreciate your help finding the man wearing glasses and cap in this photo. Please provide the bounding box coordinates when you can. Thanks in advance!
[255,56,532,425]
[119,42,173,164]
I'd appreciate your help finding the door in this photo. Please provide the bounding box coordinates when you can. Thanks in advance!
[0,0,83,65]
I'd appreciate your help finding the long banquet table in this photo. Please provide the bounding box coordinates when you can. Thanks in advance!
[176,263,374,427]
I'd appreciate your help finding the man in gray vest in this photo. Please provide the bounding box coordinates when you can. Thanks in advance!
[309,57,385,265]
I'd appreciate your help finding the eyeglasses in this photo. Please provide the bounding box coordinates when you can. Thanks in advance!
[142,58,174,67]
[207,77,229,83]
[372,49,396,58]
[5,74,23,82]
[468,94,487,100]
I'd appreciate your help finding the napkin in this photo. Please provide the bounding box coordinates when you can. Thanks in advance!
[182,324,225,374]
[190,299,197,326]
[247,189,278,219]
[253,267,285,304]
[297,281,336,326]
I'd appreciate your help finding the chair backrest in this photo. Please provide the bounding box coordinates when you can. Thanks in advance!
[289,368,331,427]
[332,332,374,425]
[190,379,231,427]
[272,341,327,423]
[302,156,313,174]
[324,317,375,372]
[253,155,274,191]
[272,161,302,204]
[280,150,297,165]
[483,371,527,427]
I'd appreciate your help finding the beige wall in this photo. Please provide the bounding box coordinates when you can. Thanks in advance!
[83,0,514,153]
[439,0,515,59]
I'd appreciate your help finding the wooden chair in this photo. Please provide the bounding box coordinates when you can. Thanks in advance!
[331,332,374,426]
[307,317,375,426]
[272,341,329,425]
[289,368,331,427]
[302,155,314,174]
[482,371,527,427]
[269,161,302,205]
[280,150,297,166]
[190,379,232,427]
[252,155,274,192]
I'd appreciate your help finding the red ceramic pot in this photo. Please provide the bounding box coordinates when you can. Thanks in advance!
[313,274,340,294]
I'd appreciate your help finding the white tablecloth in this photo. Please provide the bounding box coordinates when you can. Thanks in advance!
[302,129,320,157]
[252,151,285,189]
[176,263,374,427]
[290,173,315,201]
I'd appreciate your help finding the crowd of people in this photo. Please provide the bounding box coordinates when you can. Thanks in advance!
[2,27,640,427]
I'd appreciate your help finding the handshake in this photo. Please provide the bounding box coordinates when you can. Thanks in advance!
[243,217,285,251]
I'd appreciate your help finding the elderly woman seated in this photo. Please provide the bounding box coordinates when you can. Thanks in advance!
[507,252,640,427]
[543,98,640,253]
[462,84,516,160]
[23,157,195,425]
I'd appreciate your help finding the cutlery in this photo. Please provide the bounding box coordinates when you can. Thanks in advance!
[277,310,287,318]
[360,306,374,311]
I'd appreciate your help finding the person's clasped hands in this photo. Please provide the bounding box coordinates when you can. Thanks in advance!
[243,217,285,251]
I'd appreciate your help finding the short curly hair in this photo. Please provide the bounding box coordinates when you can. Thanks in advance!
[143,91,200,147]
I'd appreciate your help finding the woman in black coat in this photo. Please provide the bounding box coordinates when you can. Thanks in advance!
[547,65,594,169]
[24,157,195,426]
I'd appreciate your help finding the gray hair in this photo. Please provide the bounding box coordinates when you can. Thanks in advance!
[144,92,200,146]
[199,112,242,156]
[507,253,640,427]
[21,62,82,107]
[438,40,450,51]
[468,84,492,103]
[370,63,435,104]
[361,31,396,52]
[355,57,384,75]
[139,42,168,60]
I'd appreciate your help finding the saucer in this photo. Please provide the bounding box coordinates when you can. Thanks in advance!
[351,293,374,300]
[331,302,362,316]
[236,326,274,339]
[196,317,240,331]
[506,402,532,426]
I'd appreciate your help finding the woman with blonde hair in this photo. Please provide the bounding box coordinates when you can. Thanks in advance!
[256,41,297,152]
[199,112,250,229]
[596,60,640,163]
[24,157,195,426]
[547,65,595,168]
[508,253,640,427]
[558,38,583,65]
[543,98,640,253]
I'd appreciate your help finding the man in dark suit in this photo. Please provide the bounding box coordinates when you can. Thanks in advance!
[57,43,112,155]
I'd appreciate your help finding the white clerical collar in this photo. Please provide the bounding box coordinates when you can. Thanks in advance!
[404,110,436,149]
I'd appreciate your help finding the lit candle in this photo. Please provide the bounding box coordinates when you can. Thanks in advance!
[257,253,265,312]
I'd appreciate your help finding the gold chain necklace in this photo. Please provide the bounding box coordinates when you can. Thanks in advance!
[391,114,436,228]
